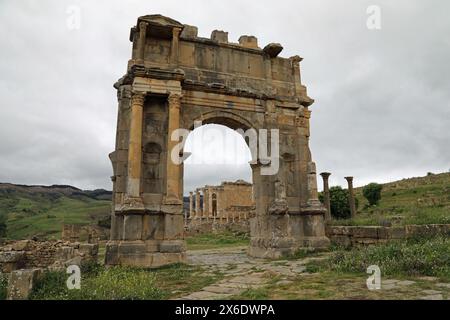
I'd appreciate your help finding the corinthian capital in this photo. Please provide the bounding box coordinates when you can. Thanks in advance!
[168,93,181,107]
[131,92,145,106]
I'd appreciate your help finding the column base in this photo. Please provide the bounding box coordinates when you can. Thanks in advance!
[105,240,186,268]
[248,212,330,259]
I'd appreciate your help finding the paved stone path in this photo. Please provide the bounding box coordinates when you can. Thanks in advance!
[177,247,450,300]
[177,246,327,300]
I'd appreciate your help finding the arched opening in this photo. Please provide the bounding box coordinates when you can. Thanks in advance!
[183,121,254,233]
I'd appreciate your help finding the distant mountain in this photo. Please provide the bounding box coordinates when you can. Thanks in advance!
[0,183,112,200]
[0,183,112,240]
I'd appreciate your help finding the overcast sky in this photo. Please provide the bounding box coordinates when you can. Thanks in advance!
[0,0,449,193]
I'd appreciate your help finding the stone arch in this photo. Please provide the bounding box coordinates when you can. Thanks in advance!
[106,14,329,268]
[188,110,255,131]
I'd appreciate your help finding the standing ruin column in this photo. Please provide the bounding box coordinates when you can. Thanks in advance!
[203,188,210,220]
[189,191,194,219]
[195,190,201,219]
[124,92,145,206]
[306,162,321,207]
[320,172,332,222]
[170,27,181,66]
[136,21,148,64]
[164,93,182,204]
[345,176,357,219]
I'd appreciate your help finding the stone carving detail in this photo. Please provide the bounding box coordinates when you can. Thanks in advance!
[269,179,288,214]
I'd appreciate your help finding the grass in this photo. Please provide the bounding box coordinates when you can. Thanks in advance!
[230,235,450,300]
[186,231,250,250]
[0,273,7,300]
[1,193,110,240]
[331,172,450,226]
[29,262,223,300]
[324,235,450,280]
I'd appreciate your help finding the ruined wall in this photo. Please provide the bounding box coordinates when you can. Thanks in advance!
[0,240,98,273]
[61,224,109,242]
[326,224,450,247]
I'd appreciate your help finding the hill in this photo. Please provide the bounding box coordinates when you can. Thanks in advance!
[0,183,111,240]
[345,172,450,226]
[0,172,448,239]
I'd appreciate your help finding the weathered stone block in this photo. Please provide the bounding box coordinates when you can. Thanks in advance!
[151,252,186,268]
[104,242,119,265]
[211,30,228,43]
[391,226,406,239]
[377,227,391,239]
[159,240,186,253]
[123,214,143,240]
[164,214,184,239]
[7,268,42,300]
[0,251,26,272]
[181,24,198,38]
[11,240,31,251]
[55,246,74,261]
[352,226,379,239]
[238,35,258,48]
[78,243,99,257]
[0,251,25,263]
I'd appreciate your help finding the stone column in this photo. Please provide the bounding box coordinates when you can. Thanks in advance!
[208,188,213,217]
[189,191,194,219]
[195,190,201,219]
[345,176,357,219]
[164,93,182,204]
[306,162,321,206]
[170,27,181,65]
[123,93,145,210]
[203,188,210,219]
[137,21,148,64]
[320,172,332,222]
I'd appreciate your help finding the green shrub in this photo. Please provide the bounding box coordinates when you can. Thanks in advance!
[362,183,383,206]
[320,186,358,219]
[0,273,8,300]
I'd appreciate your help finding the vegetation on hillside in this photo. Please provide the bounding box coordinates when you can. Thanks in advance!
[0,184,111,240]
[332,172,450,226]
[362,182,383,206]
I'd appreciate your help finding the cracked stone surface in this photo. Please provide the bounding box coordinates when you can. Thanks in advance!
[176,246,310,300]
[175,247,450,300]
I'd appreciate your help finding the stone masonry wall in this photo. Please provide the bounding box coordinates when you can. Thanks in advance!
[0,240,98,273]
[326,224,450,247]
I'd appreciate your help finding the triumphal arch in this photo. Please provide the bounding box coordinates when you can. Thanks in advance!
[105,14,329,267]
